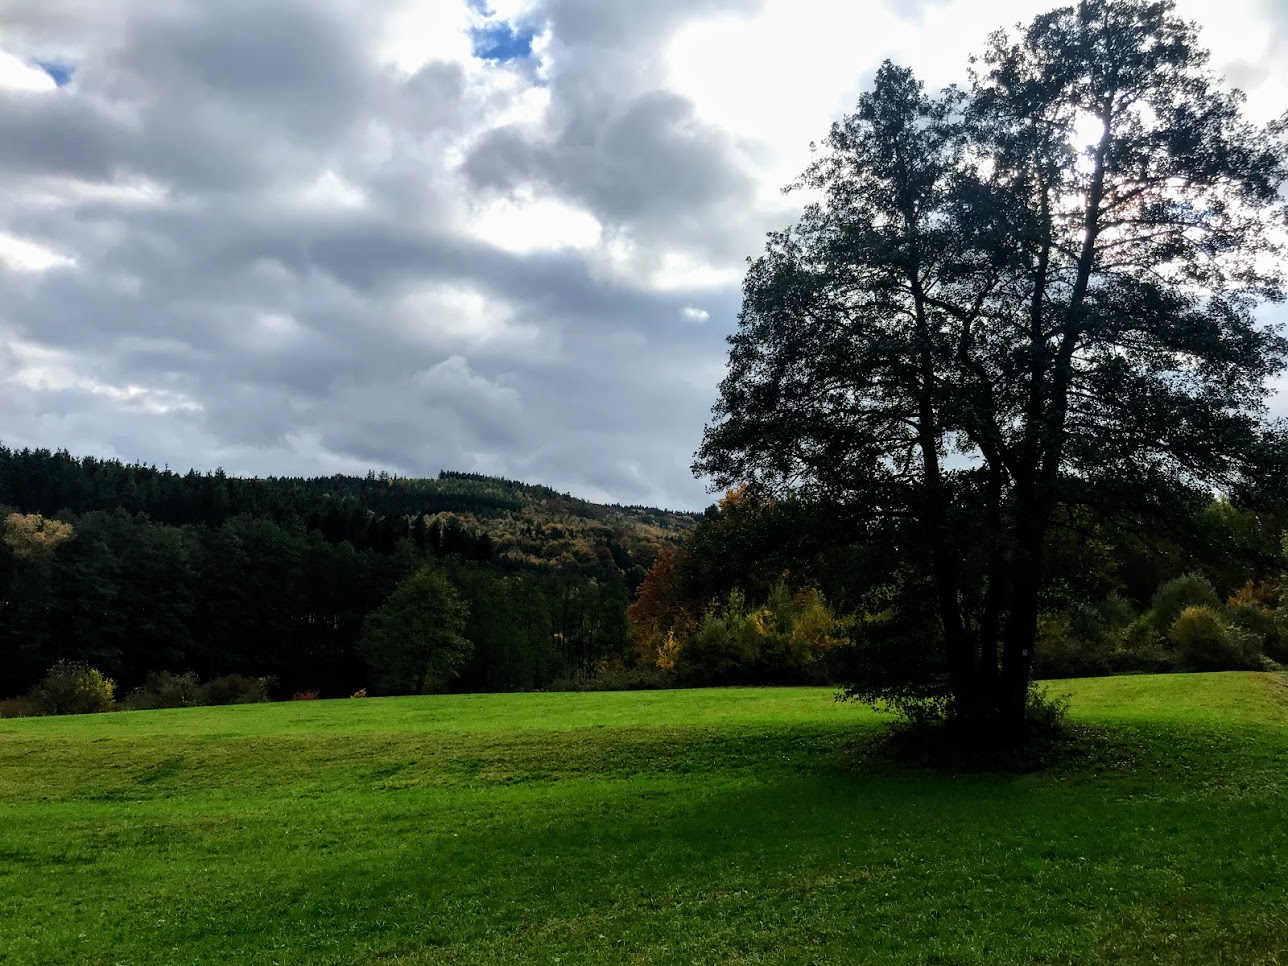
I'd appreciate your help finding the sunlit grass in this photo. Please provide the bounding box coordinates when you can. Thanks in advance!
[1,673,1286,964]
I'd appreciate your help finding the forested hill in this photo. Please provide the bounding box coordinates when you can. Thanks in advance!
[0,446,699,700]
[0,446,697,574]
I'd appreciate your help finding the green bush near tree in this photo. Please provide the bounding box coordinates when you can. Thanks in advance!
[29,660,115,715]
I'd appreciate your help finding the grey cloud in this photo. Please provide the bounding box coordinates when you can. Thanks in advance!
[5,0,1275,512]
[465,90,755,240]
[461,0,773,262]
[539,0,763,49]
[0,91,133,181]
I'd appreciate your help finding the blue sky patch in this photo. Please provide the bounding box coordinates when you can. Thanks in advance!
[469,22,537,63]
[34,60,74,87]
[466,0,494,15]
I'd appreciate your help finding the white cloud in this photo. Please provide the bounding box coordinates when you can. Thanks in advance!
[680,305,709,323]
[0,50,56,92]
[0,232,75,272]
[470,192,602,253]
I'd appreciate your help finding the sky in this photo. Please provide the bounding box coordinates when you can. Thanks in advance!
[0,1,1285,510]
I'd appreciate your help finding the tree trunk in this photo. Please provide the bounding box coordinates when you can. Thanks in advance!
[997,500,1045,731]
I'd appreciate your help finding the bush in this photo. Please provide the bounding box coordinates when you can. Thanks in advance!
[1108,616,1176,674]
[1023,685,1072,739]
[671,582,852,686]
[564,658,676,692]
[1150,573,1220,636]
[1032,612,1111,679]
[1169,605,1261,670]
[0,695,41,719]
[30,661,116,715]
[680,590,765,685]
[1226,601,1281,660]
[199,674,274,706]
[122,671,203,711]
[1228,579,1280,609]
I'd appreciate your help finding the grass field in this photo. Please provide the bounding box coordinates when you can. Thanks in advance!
[2,673,1287,965]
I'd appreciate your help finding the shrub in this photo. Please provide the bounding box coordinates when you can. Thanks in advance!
[1093,593,1137,635]
[122,671,203,711]
[30,661,116,715]
[1169,605,1261,671]
[671,582,852,686]
[568,657,676,692]
[0,695,41,719]
[1023,685,1072,739]
[1149,573,1220,636]
[199,674,274,706]
[1226,601,1281,660]
[680,591,763,685]
[292,690,320,701]
[1108,616,1175,674]
[1032,612,1111,679]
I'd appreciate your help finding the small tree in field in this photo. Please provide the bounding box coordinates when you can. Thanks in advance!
[359,567,471,695]
[695,0,1288,736]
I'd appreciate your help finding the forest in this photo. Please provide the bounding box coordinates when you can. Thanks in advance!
[3,440,1286,716]
[0,445,694,705]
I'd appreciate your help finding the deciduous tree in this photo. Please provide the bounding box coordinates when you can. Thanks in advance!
[358,566,471,695]
[695,0,1288,734]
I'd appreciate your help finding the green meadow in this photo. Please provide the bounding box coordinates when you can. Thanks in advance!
[2,674,1287,965]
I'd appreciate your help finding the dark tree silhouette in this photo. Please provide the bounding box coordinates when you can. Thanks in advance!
[696,0,1288,734]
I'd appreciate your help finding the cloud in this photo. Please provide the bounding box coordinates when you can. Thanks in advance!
[0,51,56,92]
[0,0,1284,511]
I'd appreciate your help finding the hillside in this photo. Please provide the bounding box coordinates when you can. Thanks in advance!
[0,446,699,699]
[0,446,698,574]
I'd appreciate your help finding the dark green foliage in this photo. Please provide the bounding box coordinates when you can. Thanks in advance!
[1226,601,1281,659]
[1149,573,1221,635]
[1033,613,1112,679]
[877,685,1076,772]
[120,671,275,710]
[197,674,276,706]
[0,447,691,700]
[1106,616,1171,673]
[359,567,472,695]
[667,583,852,686]
[122,671,204,710]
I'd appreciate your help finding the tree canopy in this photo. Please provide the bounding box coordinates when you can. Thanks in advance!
[358,567,472,695]
[695,0,1288,733]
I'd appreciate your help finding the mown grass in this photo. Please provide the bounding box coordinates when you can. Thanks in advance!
[1,673,1286,964]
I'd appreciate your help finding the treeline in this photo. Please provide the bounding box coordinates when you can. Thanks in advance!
[0,447,687,701]
[0,507,631,698]
[622,488,1288,690]
[9,446,1282,710]
[0,446,692,534]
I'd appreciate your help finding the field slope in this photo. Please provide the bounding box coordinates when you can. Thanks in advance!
[2,674,1287,964]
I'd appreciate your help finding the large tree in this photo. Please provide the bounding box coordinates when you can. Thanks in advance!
[358,566,471,695]
[695,0,1288,732]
